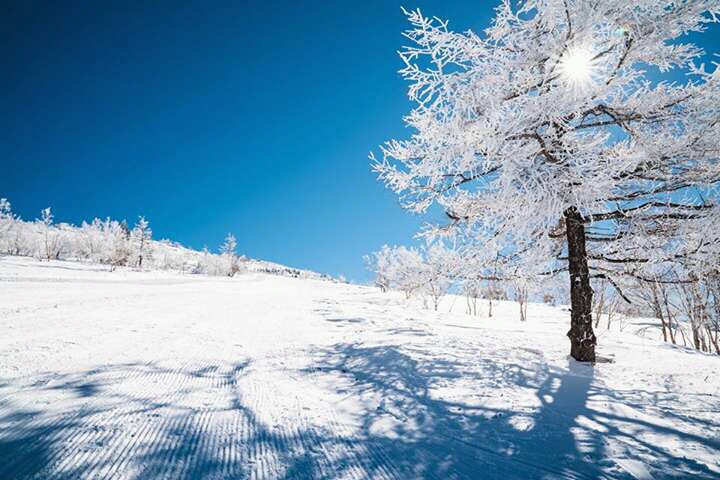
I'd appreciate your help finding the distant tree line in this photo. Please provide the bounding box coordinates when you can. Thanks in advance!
[368,241,720,355]
[0,198,242,277]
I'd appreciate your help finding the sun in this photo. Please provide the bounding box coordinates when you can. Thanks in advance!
[558,46,598,89]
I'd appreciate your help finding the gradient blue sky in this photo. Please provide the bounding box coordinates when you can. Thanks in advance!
[1,2,718,281]
[1,0,497,281]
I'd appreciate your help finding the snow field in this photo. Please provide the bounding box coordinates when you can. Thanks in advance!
[0,257,718,479]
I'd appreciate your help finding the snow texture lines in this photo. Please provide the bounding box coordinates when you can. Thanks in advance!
[0,258,718,479]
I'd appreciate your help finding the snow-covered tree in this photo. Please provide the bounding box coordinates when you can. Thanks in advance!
[368,242,458,310]
[374,2,720,361]
[422,242,458,311]
[391,246,426,299]
[366,245,393,292]
[77,218,105,261]
[701,273,720,354]
[220,233,240,277]
[512,279,530,322]
[38,207,61,261]
[108,220,131,269]
[368,245,427,299]
[130,216,152,268]
[454,248,510,318]
[0,198,16,254]
[0,198,11,224]
[194,246,212,274]
[632,269,720,354]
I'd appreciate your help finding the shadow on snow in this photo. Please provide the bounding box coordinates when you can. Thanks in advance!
[0,344,717,479]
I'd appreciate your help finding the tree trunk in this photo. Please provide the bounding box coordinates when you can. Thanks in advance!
[594,279,605,329]
[706,325,719,355]
[564,207,596,362]
[662,287,677,344]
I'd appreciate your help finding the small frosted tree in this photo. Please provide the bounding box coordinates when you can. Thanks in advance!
[368,245,426,298]
[38,207,61,261]
[513,278,530,322]
[0,199,15,254]
[220,233,239,277]
[458,248,509,318]
[390,246,425,299]
[368,242,458,309]
[366,245,393,292]
[194,246,212,274]
[109,220,131,269]
[422,242,458,311]
[0,199,11,223]
[78,218,105,262]
[130,216,152,268]
[375,2,720,362]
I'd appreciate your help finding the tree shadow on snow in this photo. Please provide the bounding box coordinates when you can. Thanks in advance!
[301,343,719,479]
[299,343,603,479]
[0,348,717,479]
[0,359,360,480]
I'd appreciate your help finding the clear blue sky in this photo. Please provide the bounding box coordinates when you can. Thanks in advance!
[1,0,496,281]
[1,2,718,281]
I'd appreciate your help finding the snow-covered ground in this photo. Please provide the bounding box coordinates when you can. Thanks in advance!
[0,257,718,479]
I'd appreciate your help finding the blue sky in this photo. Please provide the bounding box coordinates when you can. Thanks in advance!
[1,0,496,281]
[1,1,718,281]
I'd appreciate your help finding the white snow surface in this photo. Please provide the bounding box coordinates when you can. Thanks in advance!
[0,257,718,479]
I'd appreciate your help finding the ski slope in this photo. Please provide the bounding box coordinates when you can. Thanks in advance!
[0,256,718,479]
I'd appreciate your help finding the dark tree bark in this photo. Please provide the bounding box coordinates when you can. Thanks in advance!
[564,206,596,362]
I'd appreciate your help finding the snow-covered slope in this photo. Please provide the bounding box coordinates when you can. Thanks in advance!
[150,239,332,280]
[0,257,718,479]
